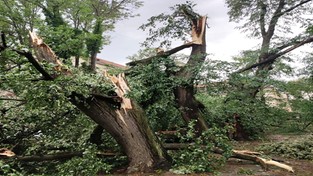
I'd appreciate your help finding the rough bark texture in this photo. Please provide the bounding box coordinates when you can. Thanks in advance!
[74,55,79,68]
[70,91,170,172]
[173,16,209,133]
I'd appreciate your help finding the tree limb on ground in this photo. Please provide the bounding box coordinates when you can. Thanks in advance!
[163,143,294,173]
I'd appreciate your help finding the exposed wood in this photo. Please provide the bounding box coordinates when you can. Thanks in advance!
[29,31,70,75]
[0,148,15,157]
[231,150,294,173]
[104,72,132,109]
[70,72,171,172]
[191,16,206,44]
[29,31,60,65]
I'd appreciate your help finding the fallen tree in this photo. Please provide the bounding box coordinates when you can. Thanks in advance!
[0,2,295,174]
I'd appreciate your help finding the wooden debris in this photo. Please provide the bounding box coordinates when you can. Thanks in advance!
[29,31,70,74]
[232,150,294,173]
[0,148,15,157]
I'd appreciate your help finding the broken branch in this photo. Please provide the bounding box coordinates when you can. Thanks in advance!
[234,36,313,73]
[127,42,196,66]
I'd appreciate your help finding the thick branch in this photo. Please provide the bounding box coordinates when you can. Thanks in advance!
[14,50,54,80]
[259,1,267,36]
[127,42,196,66]
[0,97,25,101]
[16,151,83,162]
[277,0,312,18]
[235,36,313,73]
[267,0,285,38]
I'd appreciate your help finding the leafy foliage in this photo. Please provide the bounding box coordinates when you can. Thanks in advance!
[0,57,116,175]
[170,121,232,174]
[128,55,183,130]
[226,0,313,38]
[56,146,113,175]
[140,1,202,47]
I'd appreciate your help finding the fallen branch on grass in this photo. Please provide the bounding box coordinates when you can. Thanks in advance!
[163,143,294,173]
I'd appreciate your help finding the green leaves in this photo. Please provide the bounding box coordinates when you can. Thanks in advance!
[258,134,313,160]
[140,1,201,47]
[128,56,182,130]
[171,121,231,174]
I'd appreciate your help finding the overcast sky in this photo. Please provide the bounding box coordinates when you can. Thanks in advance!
[98,0,260,65]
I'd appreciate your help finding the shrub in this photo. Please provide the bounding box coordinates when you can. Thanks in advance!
[258,134,313,160]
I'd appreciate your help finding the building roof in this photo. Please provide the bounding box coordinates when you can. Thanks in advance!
[96,58,127,69]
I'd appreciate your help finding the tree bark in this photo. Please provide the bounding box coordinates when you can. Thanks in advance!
[74,55,80,67]
[69,74,171,173]
[90,51,97,71]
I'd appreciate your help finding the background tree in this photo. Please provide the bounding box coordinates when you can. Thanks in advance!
[0,0,39,45]
[224,0,313,139]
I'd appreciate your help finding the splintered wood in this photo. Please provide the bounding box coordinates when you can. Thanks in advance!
[29,31,69,74]
[191,16,206,45]
[104,71,132,109]
[0,148,15,157]
[232,150,294,173]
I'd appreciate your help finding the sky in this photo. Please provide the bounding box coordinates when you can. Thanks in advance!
[98,0,260,65]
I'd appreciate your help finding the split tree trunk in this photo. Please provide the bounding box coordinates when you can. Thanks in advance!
[29,32,171,173]
[174,16,209,133]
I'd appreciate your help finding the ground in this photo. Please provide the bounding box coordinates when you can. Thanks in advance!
[212,134,313,176]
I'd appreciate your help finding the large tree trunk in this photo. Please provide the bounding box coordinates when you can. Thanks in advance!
[90,51,97,71]
[70,74,171,173]
[174,16,209,133]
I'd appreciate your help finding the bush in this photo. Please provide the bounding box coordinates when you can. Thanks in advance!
[56,147,113,175]
[258,134,313,160]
